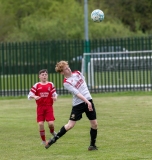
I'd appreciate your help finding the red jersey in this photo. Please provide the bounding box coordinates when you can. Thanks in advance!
[28,82,57,107]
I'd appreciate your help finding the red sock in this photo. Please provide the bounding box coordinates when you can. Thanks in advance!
[50,128,54,134]
[39,130,46,141]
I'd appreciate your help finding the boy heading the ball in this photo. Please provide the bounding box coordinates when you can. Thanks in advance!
[45,61,98,151]
[28,69,58,146]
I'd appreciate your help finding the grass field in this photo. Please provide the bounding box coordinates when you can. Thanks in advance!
[0,92,152,160]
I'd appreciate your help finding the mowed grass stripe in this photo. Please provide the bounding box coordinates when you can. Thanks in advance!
[0,94,152,160]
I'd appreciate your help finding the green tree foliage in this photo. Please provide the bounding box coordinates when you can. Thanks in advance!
[3,0,85,41]
[0,2,15,41]
[103,0,152,33]
[0,0,150,42]
[88,0,144,39]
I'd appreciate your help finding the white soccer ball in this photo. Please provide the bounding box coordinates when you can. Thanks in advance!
[91,9,104,22]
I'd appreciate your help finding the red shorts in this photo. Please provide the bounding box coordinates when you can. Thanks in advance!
[37,105,55,122]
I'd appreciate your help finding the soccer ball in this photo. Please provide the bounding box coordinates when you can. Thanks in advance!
[91,9,104,22]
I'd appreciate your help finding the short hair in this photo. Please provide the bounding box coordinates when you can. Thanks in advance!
[39,69,48,75]
[55,61,68,72]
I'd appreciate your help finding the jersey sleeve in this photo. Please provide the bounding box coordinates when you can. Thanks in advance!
[27,83,37,100]
[75,70,85,80]
[50,82,58,97]
[79,71,85,80]
[64,82,79,95]
[52,88,58,97]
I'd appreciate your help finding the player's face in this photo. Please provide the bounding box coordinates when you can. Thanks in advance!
[61,65,72,77]
[39,72,48,82]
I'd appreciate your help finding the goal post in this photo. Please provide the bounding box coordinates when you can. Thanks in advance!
[82,50,152,91]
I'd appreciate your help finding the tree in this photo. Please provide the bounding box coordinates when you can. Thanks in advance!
[103,0,152,33]
[0,0,150,42]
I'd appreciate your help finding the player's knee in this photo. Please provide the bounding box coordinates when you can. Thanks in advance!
[67,125,74,130]
[38,122,44,128]
[65,123,75,130]
[47,121,54,128]
[48,123,54,128]
[91,120,98,129]
[94,123,98,129]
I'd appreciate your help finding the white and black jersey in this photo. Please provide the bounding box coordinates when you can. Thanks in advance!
[63,71,92,106]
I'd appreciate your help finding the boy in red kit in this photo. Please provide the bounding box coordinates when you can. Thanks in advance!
[28,69,58,146]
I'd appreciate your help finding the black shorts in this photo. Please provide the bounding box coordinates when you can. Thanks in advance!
[69,99,97,121]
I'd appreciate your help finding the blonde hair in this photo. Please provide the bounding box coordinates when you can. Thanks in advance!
[55,61,68,72]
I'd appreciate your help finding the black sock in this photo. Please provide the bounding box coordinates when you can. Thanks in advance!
[90,128,97,146]
[55,126,67,141]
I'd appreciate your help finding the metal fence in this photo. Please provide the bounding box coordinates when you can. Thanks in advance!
[0,37,152,96]
[83,50,152,92]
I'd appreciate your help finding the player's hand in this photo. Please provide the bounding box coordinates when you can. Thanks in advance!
[52,96,57,102]
[34,96,41,100]
[87,101,93,111]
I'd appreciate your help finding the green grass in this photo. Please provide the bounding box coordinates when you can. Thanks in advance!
[0,93,152,160]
